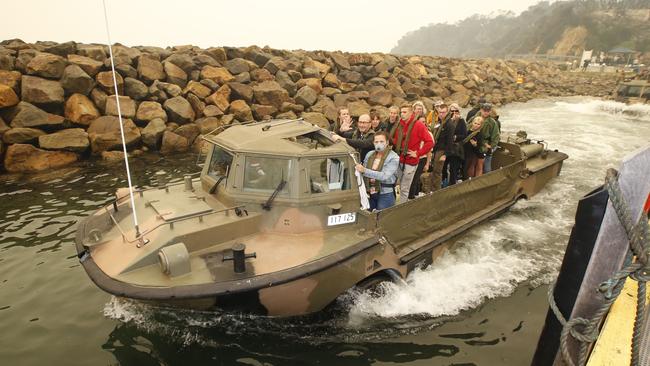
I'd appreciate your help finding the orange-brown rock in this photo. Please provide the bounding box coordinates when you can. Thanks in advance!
[64,93,100,125]
[0,84,19,108]
[199,66,234,84]
[4,143,79,173]
[96,71,124,95]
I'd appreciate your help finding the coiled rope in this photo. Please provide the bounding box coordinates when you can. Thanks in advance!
[548,168,649,366]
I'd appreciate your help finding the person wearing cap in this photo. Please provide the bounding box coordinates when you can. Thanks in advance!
[391,103,434,202]
[476,103,500,173]
[430,101,454,191]
[466,97,486,122]
[446,103,467,186]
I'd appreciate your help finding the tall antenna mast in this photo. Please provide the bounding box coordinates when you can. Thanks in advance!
[101,0,141,239]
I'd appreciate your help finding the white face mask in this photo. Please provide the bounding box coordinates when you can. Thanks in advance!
[374,142,386,152]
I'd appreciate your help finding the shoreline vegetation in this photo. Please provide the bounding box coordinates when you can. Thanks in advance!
[0,39,616,174]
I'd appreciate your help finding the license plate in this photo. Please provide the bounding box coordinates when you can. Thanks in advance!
[327,212,356,226]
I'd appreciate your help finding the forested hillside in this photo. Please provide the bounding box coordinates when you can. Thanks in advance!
[391,0,650,58]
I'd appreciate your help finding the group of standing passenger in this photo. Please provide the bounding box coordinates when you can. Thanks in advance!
[332,98,501,211]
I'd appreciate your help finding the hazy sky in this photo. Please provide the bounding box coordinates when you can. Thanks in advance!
[4,0,547,53]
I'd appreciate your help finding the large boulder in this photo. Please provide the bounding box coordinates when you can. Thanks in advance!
[60,64,94,95]
[4,143,79,173]
[136,101,167,123]
[183,80,211,99]
[21,75,64,108]
[124,77,148,100]
[224,58,250,75]
[164,53,196,75]
[0,70,22,91]
[253,81,289,109]
[67,54,103,77]
[310,97,338,122]
[338,70,363,84]
[301,112,330,130]
[251,68,274,82]
[42,41,77,57]
[275,71,297,96]
[137,55,165,84]
[0,84,19,108]
[174,123,201,144]
[160,130,189,155]
[348,100,371,117]
[296,78,322,94]
[77,45,106,61]
[228,100,253,121]
[141,118,166,149]
[205,84,231,112]
[330,53,350,70]
[105,95,136,119]
[186,93,205,117]
[323,73,340,88]
[38,128,89,153]
[228,82,253,103]
[3,127,46,144]
[96,71,124,95]
[195,116,222,134]
[203,104,223,118]
[163,96,195,123]
[294,86,318,108]
[7,101,64,129]
[200,66,234,84]
[251,104,277,120]
[64,93,100,125]
[87,116,141,153]
[368,89,393,106]
[163,61,187,87]
[26,53,67,79]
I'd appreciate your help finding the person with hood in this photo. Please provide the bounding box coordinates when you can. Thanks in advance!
[391,103,434,202]
[355,131,399,211]
[332,113,375,161]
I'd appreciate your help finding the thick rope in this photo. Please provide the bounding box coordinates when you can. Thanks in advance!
[548,168,649,366]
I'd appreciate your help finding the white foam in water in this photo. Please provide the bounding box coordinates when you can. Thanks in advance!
[347,229,538,325]
[555,99,650,121]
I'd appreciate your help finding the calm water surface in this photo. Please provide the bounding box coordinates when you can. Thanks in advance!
[1,97,649,366]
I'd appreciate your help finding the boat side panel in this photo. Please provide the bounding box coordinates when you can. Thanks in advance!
[377,160,524,252]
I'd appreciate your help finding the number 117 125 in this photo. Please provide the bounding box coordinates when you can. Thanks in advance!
[327,212,356,226]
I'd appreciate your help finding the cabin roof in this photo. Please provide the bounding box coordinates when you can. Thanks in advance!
[204,119,357,157]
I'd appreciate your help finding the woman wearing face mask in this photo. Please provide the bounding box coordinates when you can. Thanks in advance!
[355,131,399,211]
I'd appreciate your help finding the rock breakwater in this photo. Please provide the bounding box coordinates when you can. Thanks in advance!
[0,39,615,173]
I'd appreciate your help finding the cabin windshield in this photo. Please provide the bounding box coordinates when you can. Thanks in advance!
[243,156,291,194]
[208,146,233,179]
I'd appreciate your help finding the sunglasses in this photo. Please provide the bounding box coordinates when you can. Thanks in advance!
[450,110,459,113]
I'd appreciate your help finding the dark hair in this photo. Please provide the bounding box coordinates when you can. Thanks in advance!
[374,131,389,140]
[369,110,380,120]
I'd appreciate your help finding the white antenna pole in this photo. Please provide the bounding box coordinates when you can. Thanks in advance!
[102,0,141,239]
